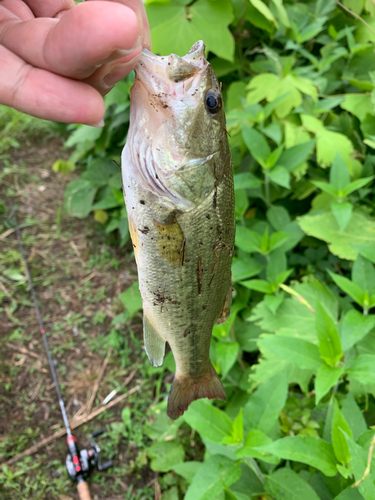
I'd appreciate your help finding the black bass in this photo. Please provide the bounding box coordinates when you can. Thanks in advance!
[121,40,234,419]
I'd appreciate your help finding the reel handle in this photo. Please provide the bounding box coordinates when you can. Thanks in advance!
[77,479,92,500]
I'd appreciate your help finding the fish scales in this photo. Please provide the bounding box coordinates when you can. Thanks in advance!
[121,41,235,419]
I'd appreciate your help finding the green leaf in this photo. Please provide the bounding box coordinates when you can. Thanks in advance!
[81,158,118,188]
[240,279,273,293]
[268,166,291,188]
[258,436,338,476]
[331,201,353,232]
[269,232,291,251]
[249,0,277,26]
[232,257,263,283]
[277,140,316,171]
[184,400,233,443]
[311,181,339,197]
[64,179,97,218]
[147,0,235,61]
[92,188,123,210]
[315,301,342,367]
[148,440,185,472]
[118,282,142,317]
[315,365,344,404]
[190,0,235,61]
[266,248,287,283]
[233,172,262,190]
[270,0,290,27]
[342,177,374,196]
[344,432,375,500]
[352,255,375,295]
[266,145,285,168]
[353,244,375,264]
[341,393,368,441]
[348,354,375,385]
[184,455,241,500]
[243,371,288,434]
[328,271,364,306]
[333,486,364,500]
[242,126,270,167]
[330,153,351,193]
[172,461,201,482]
[235,226,262,253]
[215,341,240,379]
[235,429,279,464]
[257,336,322,371]
[298,212,375,261]
[52,159,75,174]
[332,400,353,465]
[301,115,357,173]
[265,468,320,500]
[267,205,291,231]
[341,94,373,122]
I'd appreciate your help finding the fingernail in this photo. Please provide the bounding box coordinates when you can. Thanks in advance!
[92,119,105,128]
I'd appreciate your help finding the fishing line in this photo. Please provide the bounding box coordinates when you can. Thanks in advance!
[8,200,112,500]
[10,202,72,435]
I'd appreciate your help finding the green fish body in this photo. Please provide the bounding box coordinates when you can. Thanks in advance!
[121,41,234,418]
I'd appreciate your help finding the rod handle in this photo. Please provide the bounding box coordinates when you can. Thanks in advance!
[77,480,92,500]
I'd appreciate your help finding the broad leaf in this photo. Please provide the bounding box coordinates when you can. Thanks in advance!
[148,440,185,472]
[348,354,375,385]
[265,468,320,500]
[184,400,233,443]
[331,201,353,232]
[332,400,352,465]
[259,436,338,476]
[147,0,235,61]
[64,179,97,218]
[184,455,241,500]
[315,365,344,404]
[298,212,375,260]
[341,393,368,441]
[315,301,342,367]
[329,153,350,193]
[328,271,364,306]
[344,433,375,500]
[243,371,288,434]
[340,310,375,352]
[242,125,270,167]
[235,429,278,464]
[257,336,322,371]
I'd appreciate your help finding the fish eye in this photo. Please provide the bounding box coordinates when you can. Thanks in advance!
[205,90,221,114]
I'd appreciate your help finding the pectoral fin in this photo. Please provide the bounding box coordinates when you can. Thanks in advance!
[216,276,233,325]
[143,313,166,367]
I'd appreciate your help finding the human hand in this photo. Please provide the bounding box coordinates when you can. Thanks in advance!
[0,0,151,126]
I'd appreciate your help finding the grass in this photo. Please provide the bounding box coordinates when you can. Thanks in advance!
[0,105,60,156]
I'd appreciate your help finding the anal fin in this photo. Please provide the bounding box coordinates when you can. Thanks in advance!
[216,275,233,325]
[143,313,166,367]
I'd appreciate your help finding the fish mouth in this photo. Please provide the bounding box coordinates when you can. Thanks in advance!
[135,40,208,91]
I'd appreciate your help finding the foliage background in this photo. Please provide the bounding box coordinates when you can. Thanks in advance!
[62,0,375,498]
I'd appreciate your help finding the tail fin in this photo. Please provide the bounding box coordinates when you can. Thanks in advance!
[167,363,226,419]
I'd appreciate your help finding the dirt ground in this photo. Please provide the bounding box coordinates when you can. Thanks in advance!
[0,137,161,499]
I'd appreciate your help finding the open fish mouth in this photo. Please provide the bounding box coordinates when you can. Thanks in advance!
[135,40,208,93]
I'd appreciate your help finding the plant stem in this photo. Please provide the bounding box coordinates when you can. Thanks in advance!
[264,173,270,207]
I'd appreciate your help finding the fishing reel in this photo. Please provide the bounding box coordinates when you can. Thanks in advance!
[66,429,113,482]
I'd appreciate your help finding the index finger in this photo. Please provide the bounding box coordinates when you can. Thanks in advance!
[1,1,141,80]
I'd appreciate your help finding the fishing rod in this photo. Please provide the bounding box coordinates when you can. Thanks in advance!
[9,202,113,500]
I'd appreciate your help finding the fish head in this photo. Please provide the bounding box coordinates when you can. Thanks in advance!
[128,41,228,209]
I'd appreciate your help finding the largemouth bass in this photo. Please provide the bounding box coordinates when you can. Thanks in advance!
[121,40,234,419]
